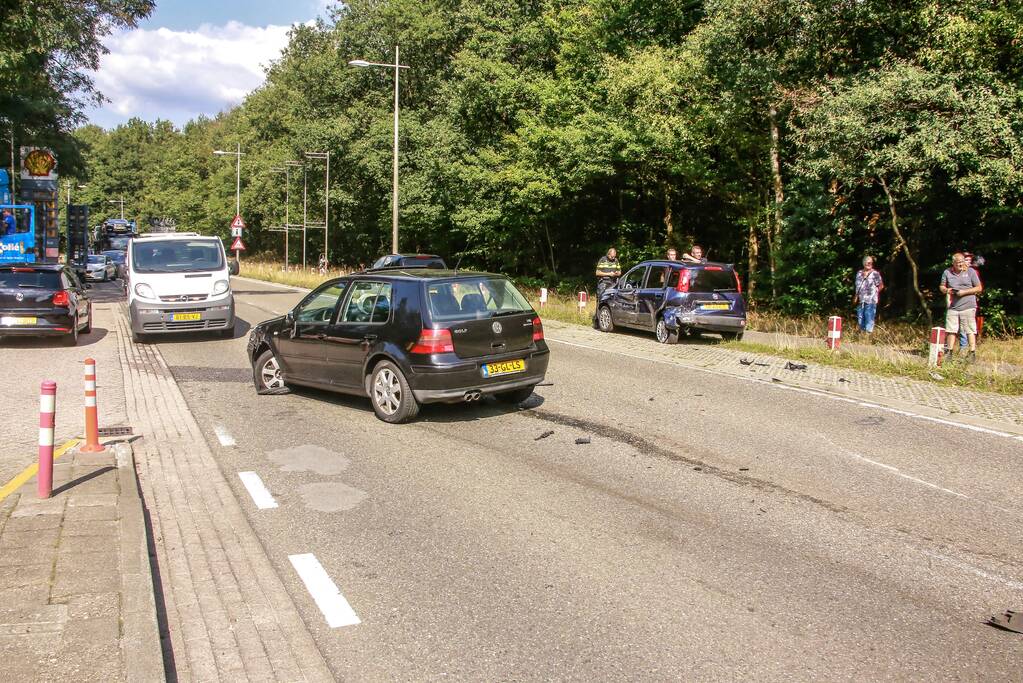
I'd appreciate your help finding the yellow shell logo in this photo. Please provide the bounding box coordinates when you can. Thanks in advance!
[24,149,56,177]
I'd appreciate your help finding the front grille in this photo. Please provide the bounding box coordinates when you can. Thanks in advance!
[159,294,207,303]
[143,319,227,332]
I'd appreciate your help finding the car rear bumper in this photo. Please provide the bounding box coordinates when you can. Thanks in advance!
[409,348,550,403]
[665,308,746,332]
[85,270,108,280]
[129,297,234,335]
[0,310,76,337]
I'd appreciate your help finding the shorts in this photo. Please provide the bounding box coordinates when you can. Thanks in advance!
[945,308,977,335]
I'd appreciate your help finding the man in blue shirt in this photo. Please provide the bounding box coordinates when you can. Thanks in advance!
[2,209,15,235]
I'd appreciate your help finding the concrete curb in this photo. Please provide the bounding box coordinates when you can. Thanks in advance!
[113,440,165,683]
[232,274,311,293]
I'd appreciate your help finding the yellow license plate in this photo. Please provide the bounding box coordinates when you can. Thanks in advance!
[482,359,525,377]
[701,303,731,310]
[1,316,37,325]
[170,313,201,322]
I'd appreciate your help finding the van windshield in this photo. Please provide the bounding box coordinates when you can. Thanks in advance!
[426,277,532,321]
[131,239,224,273]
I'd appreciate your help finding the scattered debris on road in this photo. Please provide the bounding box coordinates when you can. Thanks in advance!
[575,437,591,445]
[537,381,554,387]
[988,609,1023,633]
[740,358,754,366]
[739,467,749,472]
[755,362,770,367]
[535,430,554,441]
[784,361,808,371]
[839,377,850,383]
[693,466,702,471]
[771,378,782,383]
[648,397,655,401]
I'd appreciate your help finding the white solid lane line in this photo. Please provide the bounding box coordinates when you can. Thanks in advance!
[215,425,237,447]
[289,554,361,628]
[238,471,279,510]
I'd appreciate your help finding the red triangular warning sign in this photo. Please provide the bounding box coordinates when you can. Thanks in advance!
[230,236,246,251]
[230,214,246,229]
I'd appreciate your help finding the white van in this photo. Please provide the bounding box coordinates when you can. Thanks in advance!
[125,232,238,343]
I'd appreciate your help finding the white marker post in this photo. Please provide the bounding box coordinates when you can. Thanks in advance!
[928,327,947,367]
[826,316,842,351]
[539,287,548,308]
[577,291,588,309]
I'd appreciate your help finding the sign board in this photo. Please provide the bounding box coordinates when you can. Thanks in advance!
[20,147,58,181]
[230,236,246,251]
[231,226,243,238]
[230,215,246,229]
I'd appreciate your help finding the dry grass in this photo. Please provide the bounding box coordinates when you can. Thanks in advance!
[239,259,352,290]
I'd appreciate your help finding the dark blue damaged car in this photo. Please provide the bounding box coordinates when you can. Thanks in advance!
[594,260,746,343]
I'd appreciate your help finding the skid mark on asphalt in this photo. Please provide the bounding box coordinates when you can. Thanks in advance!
[297,482,368,513]
[920,550,1023,591]
[267,445,350,475]
[518,407,849,514]
[289,553,361,628]
[238,471,279,509]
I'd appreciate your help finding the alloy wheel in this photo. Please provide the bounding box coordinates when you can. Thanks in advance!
[260,357,284,390]
[373,367,402,416]
[599,307,612,331]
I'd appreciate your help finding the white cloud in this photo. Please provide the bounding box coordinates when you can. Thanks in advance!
[88,21,296,128]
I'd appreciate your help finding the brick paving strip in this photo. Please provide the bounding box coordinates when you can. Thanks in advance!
[114,308,333,682]
[544,320,1023,433]
[0,442,163,682]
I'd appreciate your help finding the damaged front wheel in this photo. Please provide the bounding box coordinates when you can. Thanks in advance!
[655,318,679,344]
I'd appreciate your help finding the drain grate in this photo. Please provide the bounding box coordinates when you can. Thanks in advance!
[98,426,134,437]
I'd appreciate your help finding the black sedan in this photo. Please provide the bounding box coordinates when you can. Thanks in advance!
[0,263,93,345]
[248,269,550,423]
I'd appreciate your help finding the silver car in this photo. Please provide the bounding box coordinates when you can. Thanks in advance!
[86,254,117,281]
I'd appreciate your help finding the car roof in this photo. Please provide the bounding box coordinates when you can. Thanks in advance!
[637,259,734,269]
[0,262,64,271]
[346,269,506,282]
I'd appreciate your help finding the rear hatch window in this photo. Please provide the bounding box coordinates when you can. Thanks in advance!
[0,270,61,289]
[426,277,535,358]
[690,268,738,293]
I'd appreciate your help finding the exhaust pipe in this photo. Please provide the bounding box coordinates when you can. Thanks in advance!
[463,390,482,402]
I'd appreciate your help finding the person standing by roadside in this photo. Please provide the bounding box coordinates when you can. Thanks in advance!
[940,252,983,362]
[682,244,706,263]
[666,247,678,261]
[957,252,983,349]
[595,247,621,295]
[853,255,884,334]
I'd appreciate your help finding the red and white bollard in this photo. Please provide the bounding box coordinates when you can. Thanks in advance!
[578,291,588,309]
[539,287,548,308]
[38,380,56,499]
[928,327,947,367]
[826,316,842,350]
[81,358,105,453]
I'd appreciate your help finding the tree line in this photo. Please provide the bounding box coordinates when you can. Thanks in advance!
[61,1,1023,321]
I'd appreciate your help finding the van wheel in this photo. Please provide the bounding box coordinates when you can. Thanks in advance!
[370,361,419,424]
[597,306,615,333]
[253,349,290,395]
[655,318,679,344]
[495,386,535,404]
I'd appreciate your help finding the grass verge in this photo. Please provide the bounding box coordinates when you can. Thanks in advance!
[723,340,1023,396]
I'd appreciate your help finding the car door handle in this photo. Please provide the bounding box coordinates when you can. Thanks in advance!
[362,334,378,344]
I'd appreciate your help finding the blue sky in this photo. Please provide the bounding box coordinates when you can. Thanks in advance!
[87,0,331,129]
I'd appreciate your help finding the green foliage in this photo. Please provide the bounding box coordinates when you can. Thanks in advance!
[63,0,1021,318]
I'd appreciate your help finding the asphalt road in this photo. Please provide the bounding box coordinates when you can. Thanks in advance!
[148,276,1022,679]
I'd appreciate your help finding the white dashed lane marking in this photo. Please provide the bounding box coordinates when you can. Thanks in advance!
[289,553,361,628]
[215,425,236,447]
[238,471,279,510]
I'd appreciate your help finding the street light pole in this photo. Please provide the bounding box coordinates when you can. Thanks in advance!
[305,151,330,267]
[214,144,245,262]
[107,197,125,220]
[349,47,409,254]
[302,165,308,268]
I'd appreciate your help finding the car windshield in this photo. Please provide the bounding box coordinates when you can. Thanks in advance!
[108,236,131,250]
[0,270,60,289]
[102,251,125,263]
[426,277,532,321]
[131,239,224,273]
[87,255,105,264]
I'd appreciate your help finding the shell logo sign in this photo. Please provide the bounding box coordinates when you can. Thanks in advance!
[20,147,58,180]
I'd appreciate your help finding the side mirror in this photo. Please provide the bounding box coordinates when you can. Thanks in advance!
[229,260,240,276]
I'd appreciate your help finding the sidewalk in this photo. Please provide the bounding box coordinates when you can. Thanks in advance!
[545,320,1023,433]
[0,304,162,681]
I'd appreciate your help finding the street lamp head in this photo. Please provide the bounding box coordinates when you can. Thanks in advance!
[348,59,371,67]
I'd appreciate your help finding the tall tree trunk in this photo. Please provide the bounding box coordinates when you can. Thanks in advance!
[768,103,785,300]
[663,184,674,242]
[543,219,557,276]
[879,176,930,322]
[747,211,759,308]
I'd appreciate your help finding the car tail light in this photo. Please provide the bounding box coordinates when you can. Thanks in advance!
[734,271,743,293]
[52,290,70,307]
[532,317,544,341]
[676,270,691,293]
[11,267,35,272]
[704,265,723,271]
[411,328,454,354]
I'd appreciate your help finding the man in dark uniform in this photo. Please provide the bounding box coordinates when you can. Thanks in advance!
[595,247,621,295]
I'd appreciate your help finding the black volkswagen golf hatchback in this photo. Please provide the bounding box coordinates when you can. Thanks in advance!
[247,269,550,423]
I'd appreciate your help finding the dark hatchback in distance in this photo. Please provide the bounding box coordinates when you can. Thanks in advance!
[0,263,92,345]
[595,260,746,343]
[247,269,550,423]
